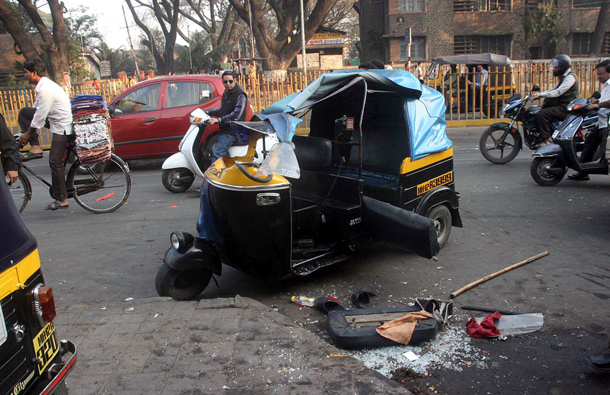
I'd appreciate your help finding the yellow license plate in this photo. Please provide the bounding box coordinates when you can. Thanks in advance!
[417,171,454,196]
[33,322,59,374]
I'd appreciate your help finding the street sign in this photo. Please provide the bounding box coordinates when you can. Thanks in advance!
[100,61,111,78]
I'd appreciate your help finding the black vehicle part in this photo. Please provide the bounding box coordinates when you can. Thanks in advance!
[461,305,522,315]
[163,237,222,275]
[415,186,463,228]
[314,296,346,313]
[235,162,273,183]
[293,135,333,169]
[351,290,376,309]
[363,195,440,259]
[326,306,439,349]
[155,263,212,301]
[480,124,522,164]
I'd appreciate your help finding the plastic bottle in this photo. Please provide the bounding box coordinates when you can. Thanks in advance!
[291,296,315,307]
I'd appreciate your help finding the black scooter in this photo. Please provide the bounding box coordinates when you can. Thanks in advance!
[530,94,606,186]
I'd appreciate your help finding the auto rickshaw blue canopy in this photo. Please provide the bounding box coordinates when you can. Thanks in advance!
[262,69,452,161]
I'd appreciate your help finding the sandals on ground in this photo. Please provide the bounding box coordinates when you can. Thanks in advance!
[44,201,69,211]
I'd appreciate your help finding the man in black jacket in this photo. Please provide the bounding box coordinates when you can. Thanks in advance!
[0,113,21,184]
[208,71,248,164]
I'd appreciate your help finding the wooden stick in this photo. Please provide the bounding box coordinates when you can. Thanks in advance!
[450,251,549,298]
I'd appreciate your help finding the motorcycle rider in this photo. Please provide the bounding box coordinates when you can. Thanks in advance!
[568,59,610,181]
[531,54,579,147]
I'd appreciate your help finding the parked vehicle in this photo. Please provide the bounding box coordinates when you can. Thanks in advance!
[161,109,279,193]
[428,53,515,118]
[155,70,463,300]
[107,75,253,160]
[530,95,606,186]
[0,161,77,394]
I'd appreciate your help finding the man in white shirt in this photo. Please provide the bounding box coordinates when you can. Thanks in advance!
[568,59,610,180]
[18,58,73,210]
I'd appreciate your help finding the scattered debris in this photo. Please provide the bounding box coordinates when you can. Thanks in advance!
[327,354,349,358]
[170,205,178,208]
[124,297,134,301]
[125,306,135,312]
[403,351,420,361]
[467,312,544,338]
[291,295,315,307]
[450,251,549,298]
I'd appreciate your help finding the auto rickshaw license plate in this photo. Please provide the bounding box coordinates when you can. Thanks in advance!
[417,172,454,196]
[33,322,59,373]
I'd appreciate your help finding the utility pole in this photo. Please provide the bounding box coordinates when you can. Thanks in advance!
[123,5,141,80]
[300,0,307,83]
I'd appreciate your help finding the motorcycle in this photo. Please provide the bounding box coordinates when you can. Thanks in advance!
[155,70,463,301]
[479,87,599,164]
[161,109,277,193]
[530,94,606,186]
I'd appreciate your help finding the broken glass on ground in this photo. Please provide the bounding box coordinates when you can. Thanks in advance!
[474,313,544,336]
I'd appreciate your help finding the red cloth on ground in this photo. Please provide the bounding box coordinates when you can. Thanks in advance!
[466,311,502,338]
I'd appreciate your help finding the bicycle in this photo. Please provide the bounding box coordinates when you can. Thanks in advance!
[7,137,131,214]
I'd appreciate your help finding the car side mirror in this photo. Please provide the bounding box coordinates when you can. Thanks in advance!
[108,104,115,116]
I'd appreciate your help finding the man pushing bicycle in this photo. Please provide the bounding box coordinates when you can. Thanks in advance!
[19,58,73,210]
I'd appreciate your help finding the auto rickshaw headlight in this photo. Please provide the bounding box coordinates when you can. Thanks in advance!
[170,231,194,253]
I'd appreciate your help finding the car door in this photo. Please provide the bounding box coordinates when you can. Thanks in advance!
[155,79,222,156]
[110,83,163,159]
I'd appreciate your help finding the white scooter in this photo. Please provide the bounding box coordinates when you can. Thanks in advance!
[161,108,278,193]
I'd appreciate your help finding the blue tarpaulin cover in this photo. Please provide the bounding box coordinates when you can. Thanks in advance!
[261,69,451,161]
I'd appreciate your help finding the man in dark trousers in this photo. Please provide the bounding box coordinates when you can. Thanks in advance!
[531,54,578,147]
[207,71,248,164]
[0,113,21,184]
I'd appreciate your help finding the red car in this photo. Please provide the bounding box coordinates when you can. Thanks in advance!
[108,75,253,160]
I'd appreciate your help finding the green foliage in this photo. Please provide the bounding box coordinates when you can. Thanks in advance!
[0,1,38,34]
[524,0,569,50]
[4,73,17,87]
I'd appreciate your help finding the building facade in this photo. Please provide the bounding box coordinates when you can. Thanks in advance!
[359,0,607,62]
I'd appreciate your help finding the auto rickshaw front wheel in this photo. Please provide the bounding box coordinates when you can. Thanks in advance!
[427,205,452,249]
[155,263,211,300]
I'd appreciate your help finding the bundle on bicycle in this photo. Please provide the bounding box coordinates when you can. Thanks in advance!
[0,161,77,395]
[9,95,132,214]
[156,69,463,301]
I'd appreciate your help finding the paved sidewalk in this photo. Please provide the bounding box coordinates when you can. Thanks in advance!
[54,296,410,394]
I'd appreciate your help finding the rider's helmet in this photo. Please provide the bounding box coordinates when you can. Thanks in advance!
[551,54,571,76]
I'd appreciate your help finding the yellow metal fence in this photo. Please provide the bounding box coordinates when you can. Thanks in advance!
[2,60,606,147]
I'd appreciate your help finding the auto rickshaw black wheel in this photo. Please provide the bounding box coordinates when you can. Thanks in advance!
[480,126,521,164]
[162,168,195,193]
[530,157,566,186]
[155,263,211,301]
[200,134,218,170]
[427,205,452,249]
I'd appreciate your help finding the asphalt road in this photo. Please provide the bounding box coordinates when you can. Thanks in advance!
[18,127,610,394]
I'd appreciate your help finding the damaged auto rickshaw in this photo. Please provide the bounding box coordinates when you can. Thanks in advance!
[156,69,462,300]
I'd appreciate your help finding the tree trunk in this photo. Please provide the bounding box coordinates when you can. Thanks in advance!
[0,0,40,60]
[589,3,610,57]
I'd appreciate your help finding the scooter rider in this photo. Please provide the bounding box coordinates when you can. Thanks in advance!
[531,54,579,147]
[207,71,248,164]
[568,59,610,181]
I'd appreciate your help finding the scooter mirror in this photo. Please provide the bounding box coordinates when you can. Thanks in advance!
[592,91,601,100]
[189,108,210,124]
[531,85,541,92]
[255,142,300,179]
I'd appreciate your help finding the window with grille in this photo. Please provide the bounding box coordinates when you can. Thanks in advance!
[399,37,426,60]
[573,0,601,8]
[454,35,511,56]
[454,0,511,12]
[571,33,590,56]
[398,0,425,13]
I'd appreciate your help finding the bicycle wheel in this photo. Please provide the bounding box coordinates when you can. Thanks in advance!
[6,172,32,213]
[67,154,131,214]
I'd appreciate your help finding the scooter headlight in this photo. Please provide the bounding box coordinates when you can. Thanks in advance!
[170,231,194,253]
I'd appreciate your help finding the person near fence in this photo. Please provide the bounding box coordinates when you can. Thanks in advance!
[0,112,21,183]
[530,54,579,147]
[567,59,610,181]
[247,61,257,91]
[207,71,248,164]
[18,58,73,211]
